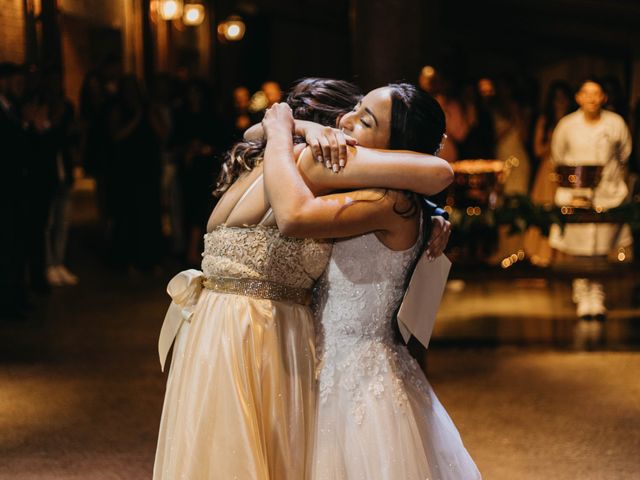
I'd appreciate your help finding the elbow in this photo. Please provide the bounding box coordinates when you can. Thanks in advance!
[442,163,454,189]
[427,162,454,195]
[275,210,307,238]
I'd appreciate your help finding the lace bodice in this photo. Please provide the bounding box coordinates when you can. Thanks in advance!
[314,231,421,343]
[202,225,332,289]
[314,229,425,424]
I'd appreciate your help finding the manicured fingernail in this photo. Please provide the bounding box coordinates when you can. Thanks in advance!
[339,160,345,167]
[325,161,331,169]
[332,164,339,173]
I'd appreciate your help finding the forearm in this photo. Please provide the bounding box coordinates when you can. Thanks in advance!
[301,147,454,196]
[263,131,317,231]
[244,119,318,142]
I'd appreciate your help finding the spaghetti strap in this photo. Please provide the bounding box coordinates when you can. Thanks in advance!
[258,208,274,225]
[235,174,263,208]
[222,173,264,222]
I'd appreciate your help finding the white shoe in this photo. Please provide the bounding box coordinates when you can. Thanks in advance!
[57,265,79,286]
[46,266,64,287]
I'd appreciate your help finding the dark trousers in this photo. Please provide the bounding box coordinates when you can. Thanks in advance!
[26,180,55,290]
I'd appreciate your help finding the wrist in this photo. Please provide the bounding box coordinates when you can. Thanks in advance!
[266,129,293,142]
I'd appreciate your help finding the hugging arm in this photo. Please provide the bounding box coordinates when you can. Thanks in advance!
[262,104,435,239]
[247,119,453,193]
[297,146,453,196]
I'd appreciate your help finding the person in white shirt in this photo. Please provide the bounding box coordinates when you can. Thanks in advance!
[550,78,632,347]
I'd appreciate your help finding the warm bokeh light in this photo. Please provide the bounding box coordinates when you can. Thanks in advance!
[183,4,205,26]
[421,65,435,78]
[218,16,246,41]
[159,0,182,21]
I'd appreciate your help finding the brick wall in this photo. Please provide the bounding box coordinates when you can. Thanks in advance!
[0,0,26,63]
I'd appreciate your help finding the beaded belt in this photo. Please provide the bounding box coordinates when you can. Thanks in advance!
[203,276,312,305]
[554,165,602,189]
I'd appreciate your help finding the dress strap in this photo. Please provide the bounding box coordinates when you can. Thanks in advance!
[222,173,264,223]
[235,173,263,208]
[258,208,274,225]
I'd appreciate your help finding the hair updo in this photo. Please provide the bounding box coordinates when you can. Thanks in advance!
[286,78,362,127]
[387,83,446,155]
[214,78,361,197]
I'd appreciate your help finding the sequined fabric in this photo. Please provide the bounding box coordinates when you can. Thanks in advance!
[311,230,481,480]
[202,224,331,289]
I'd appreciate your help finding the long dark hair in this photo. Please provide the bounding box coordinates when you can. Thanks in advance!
[385,83,447,344]
[384,83,446,219]
[388,83,446,154]
[214,78,361,197]
[541,80,573,143]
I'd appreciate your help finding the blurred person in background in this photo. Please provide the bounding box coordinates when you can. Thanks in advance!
[108,75,163,271]
[38,66,78,287]
[419,66,469,162]
[550,78,632,347]
[79,70,111,239]
[171,79,221,266]
[149,73,177,258]
[457,79,496,160]
[491,75,531,195]
[231,85,252,139]
[524,81,573,266]
[0,63,30,319]
[21,66,61,294]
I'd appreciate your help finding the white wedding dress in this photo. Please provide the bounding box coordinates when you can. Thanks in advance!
[311,229,481,480]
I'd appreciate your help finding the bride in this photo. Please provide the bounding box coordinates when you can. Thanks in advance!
[262,86,481,479]
[154,79,460,479]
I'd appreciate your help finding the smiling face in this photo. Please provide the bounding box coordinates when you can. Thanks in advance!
[338,87,392,149]
[576,81,606,115]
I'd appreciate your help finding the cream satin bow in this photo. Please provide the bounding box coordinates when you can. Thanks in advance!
[158,269,204,372]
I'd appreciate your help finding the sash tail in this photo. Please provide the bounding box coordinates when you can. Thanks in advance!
[158,269,204,371]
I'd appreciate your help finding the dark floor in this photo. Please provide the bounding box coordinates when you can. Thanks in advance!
[1,183,639,479]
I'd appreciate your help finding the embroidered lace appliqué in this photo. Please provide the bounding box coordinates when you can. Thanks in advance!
[314,231,429,425]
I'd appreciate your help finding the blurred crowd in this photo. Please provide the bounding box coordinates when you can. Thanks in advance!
[0,58,284,319]
[418,67,639,191]
[2,57,639,322]
[419,67,638,266]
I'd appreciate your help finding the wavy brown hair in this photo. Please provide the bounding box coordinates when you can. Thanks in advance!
[213,78,361,197]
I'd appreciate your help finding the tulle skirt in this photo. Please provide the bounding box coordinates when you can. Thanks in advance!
[311,341,481,480]
[154,290,317,480]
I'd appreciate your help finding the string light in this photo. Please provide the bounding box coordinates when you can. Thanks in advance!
[183,4,205,26]
[218,16,246,41]
[158,0,182,20]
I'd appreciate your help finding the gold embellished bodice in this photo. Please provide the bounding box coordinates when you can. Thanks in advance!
[202,225,332,289]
